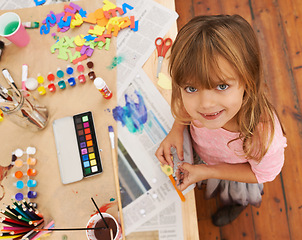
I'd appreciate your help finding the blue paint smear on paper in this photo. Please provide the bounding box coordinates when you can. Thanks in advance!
[112,90,147,133]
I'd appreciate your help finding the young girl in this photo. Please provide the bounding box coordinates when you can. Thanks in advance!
[155,15,287,226]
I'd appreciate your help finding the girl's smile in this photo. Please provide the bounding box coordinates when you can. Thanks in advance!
[199,110,224,120]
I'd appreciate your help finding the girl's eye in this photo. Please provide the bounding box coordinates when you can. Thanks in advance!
[216,84,229,91]
[184,86,197,93]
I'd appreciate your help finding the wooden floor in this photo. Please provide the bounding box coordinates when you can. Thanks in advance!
[174,0,302,240]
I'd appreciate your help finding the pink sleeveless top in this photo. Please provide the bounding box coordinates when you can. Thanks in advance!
[190,118,287,184]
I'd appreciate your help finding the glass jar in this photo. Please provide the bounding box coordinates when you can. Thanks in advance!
[1,89,48,131]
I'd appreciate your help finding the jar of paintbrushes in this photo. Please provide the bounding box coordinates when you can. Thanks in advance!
[0,87,48,131]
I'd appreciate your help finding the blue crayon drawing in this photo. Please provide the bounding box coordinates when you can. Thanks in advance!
[112,90,147,133]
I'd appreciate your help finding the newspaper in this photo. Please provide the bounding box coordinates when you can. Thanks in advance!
[116,68,195,236]
[116,0,178,97]
[138,202,184,239]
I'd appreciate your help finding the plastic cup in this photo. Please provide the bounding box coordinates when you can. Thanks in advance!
[86,213,121,240]
[0,12,30,47]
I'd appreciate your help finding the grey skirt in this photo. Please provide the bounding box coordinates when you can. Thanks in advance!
[204,179,264,207]
[193,150,264,207]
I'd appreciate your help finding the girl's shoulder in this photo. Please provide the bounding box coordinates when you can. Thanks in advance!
[267,115,287,155]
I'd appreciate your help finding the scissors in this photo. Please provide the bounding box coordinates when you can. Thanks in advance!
[155,37,173,77]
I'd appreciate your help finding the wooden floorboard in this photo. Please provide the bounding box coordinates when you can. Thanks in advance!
[175,0,302,239]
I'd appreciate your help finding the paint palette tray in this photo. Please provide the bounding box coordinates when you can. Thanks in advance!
[53,111,103,184]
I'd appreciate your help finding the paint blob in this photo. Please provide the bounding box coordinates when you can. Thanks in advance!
[112,90,147,133]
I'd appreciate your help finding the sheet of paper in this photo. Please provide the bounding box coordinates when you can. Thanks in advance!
[116,68,195,237]
[139,202,184,240]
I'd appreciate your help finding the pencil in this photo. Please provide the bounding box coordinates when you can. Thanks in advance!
[11,206,31,221]
[0,217,31,227]
[0,234,22,239]
[0,209,20,221]
[29,218,44,226]
[108,125,126,240]
[33,226,107,232]
[29,220,54,240]
[12,203,32,221]
[5,206,20,220]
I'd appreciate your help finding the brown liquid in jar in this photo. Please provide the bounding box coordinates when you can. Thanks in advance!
[94,217,117,240]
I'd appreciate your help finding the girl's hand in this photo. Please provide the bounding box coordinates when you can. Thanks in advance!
[155,122,185,167]
[176,163,207,191]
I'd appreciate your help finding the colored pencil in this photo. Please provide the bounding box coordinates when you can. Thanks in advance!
[29,220,54,240]
[21,200,34,211]
[0,232,10,236]
[0,217,31,227]
[11,205,30,220]
[108,125,126,240]
[0,234,22,239]
[0,201,44,239]
[33,226,107,232]
[9,228,35,235]
[21,208,37,221]
[20,227,36,240]
[0,210,20,222]
[29,219,44,226]
[22,229,39,240]
[2,226,33,231]
[6,206,20,217]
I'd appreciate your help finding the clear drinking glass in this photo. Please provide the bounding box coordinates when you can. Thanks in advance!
[1,89,48,131]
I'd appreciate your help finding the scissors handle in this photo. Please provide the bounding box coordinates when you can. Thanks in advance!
[155,37,173,57]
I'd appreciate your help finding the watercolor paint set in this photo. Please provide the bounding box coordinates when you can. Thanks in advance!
[53,111,103,184]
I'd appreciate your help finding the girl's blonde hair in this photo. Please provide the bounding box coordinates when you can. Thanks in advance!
[170,14,284,162]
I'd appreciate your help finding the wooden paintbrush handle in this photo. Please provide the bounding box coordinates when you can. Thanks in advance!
[111,148,126,240]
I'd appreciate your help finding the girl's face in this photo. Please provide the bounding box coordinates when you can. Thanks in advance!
[180,57,245,132]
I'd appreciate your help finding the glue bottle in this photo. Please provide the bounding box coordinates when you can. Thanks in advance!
[94,77,112,99]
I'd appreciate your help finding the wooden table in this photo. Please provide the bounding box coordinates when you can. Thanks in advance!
[0,0,199,239]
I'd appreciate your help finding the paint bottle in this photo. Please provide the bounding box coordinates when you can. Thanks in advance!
[94,77,113,99]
